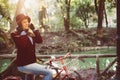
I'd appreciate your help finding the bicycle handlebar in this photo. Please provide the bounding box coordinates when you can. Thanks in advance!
[50,52,71,62]
[42,52,71,65]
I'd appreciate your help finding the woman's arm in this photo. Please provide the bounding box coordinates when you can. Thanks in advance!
[11,32,30,48]
[33,30,43,43]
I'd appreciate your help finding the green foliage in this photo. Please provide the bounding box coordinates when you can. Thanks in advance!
[75,0,95,28]
[0,0,10,31]
[0,59,11,72]
[0,0,10,20]
[106,0,116,8]
[58,0,67,12]
[70,0,116,29]
[0,0,115,32]
[70,16,83,29]
[0,37,4,42]
[49,9,64,32]
[106,0,116,12]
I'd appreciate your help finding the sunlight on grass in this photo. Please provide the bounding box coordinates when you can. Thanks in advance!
[73,48,116,54]
[0,59,11,72]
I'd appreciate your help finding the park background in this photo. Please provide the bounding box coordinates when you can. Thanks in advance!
[0,0,117,80]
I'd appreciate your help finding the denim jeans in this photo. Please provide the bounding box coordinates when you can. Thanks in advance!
[17,63,52,80]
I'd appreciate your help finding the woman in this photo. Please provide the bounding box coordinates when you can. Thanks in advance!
[11,13,52,80]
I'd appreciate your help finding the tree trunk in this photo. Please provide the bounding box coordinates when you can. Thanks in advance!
[104,4,108,28]
[0,29,12,50]
[64,0,71,33]
[39,6,46,26]
[116,0,120,79]
[39,6,47,33]
[9,0,25,33]
[84,19,88,28]
[97,0,105,38]
[94,0,98,15]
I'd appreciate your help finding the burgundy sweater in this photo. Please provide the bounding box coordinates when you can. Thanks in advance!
[11,30,43,66]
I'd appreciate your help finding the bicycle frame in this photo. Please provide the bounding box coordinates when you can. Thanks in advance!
[49,52,72,80]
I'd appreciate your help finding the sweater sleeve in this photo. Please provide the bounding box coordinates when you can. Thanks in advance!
[33,30,43,43]
[11,32,29,48]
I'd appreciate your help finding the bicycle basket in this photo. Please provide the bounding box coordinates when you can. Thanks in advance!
[53,57,81,73]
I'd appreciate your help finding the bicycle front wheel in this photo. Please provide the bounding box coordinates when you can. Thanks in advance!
[65,70,82,80]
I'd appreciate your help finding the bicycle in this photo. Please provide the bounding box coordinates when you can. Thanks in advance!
[39,52,83,80]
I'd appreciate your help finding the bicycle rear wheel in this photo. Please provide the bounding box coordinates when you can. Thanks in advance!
[65,70,82,80]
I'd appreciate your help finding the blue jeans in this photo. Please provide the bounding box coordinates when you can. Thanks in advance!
[17,63,52,80]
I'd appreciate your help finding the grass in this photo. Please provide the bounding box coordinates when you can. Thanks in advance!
[73,48,116,54]
[0,59,11,72]
[73,48,116,70]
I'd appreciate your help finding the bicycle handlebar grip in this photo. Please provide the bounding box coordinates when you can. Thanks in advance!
[64,52,71,58]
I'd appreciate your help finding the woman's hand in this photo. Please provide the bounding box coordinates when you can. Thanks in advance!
[27,28,35,37]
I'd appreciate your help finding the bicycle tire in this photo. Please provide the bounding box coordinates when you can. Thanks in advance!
[65,70,82,80]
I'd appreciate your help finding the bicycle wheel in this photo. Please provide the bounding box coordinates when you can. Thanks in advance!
[65,70,82,80]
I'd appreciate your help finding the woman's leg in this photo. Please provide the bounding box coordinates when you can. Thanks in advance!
[17,63,52,80]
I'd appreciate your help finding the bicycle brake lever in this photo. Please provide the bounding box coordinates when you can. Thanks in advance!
[64,52,71,58]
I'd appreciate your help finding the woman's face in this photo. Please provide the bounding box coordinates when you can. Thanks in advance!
[21,19,29,30]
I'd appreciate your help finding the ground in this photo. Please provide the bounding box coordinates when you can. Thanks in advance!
[38,28,116,54]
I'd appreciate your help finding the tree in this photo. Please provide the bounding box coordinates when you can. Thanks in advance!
[38,6,48,33]
[58,0,71,33]
[95,0,108,28]
[116,0,120,79]
[0,0,11,30]
[0,0,12,50]
[64,0,71,33]
[0,0,10,19]
[0,29,12,50]
[9,0,25,32]
[96,0,105,38]
[0,0,28,52]
[39,6,46,27]
[75,0,95,28]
